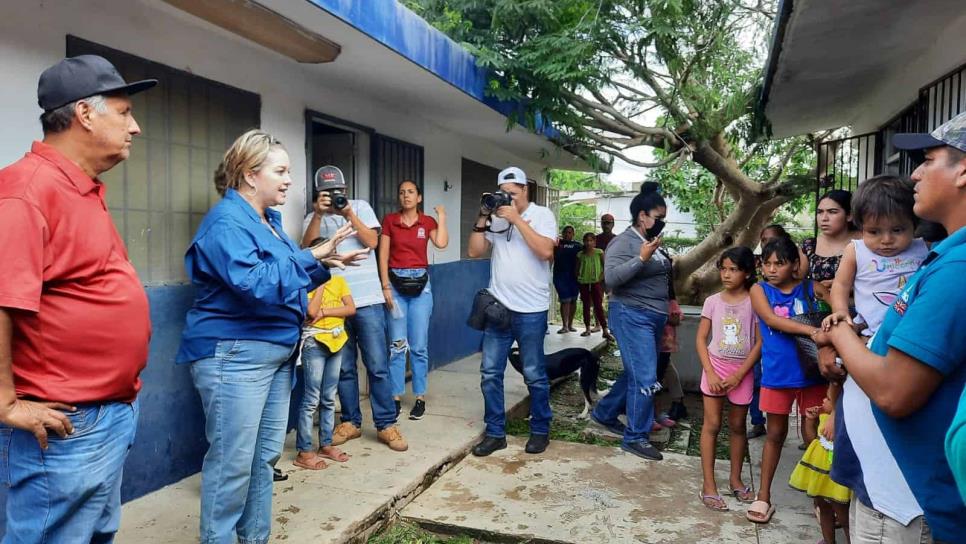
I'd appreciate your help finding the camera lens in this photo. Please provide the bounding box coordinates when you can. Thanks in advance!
[481,193,498,210]
[332,194,348,210]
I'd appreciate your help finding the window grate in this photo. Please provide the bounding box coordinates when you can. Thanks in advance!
[67,36,260,283]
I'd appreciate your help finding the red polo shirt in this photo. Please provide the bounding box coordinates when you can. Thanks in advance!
[0,141,151,404]
[381,212,438,268]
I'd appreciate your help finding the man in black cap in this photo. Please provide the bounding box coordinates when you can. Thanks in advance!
[0,55,155,542]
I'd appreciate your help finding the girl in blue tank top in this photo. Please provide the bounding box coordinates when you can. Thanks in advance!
[746,236,829,524]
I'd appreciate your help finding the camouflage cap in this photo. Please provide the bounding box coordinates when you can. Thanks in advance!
[894,111,966,154]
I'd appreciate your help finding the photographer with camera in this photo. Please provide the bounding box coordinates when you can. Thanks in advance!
[301,166,408,452]
[467,167,557,457]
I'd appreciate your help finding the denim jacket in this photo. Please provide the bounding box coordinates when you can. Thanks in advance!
[176,189,329,363]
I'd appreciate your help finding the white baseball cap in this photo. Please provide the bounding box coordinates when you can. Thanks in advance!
[497,166,527,186]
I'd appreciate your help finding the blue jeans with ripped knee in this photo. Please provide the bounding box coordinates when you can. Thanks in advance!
[591,301,667,445]
[387,268,433,397]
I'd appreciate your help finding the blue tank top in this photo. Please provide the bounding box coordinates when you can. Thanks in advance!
[758,280,825,389]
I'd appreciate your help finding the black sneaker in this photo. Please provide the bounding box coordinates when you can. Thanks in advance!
[472,436,507,457]
[621,441,663,461]
[272,467,288,482]
[394,399,401,419]
[590,413,626,436]
[525,434,550,454]
[409,399,426,420]
[667,401,688,421]
[747,424,766,439]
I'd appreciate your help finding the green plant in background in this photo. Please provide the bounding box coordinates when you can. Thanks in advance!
[549,169,621,236]
[403,0,833,303]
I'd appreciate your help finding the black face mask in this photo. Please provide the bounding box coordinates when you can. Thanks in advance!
[646,219,666,240]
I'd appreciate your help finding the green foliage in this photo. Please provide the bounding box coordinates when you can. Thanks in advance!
[549,169,621,236]
[408,0,820,294]
[369,522,475,544]
[549,169,621,193]
[651,134,816,237]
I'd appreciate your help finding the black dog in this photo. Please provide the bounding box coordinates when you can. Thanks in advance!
[508,347,602,417]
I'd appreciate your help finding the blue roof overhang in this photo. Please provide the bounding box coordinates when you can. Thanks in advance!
[222,0,594,172]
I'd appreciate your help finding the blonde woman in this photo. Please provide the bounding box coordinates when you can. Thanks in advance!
[176,130,365,544]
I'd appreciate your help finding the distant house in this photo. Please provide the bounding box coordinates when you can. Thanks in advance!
[561,183,698,241]
[0,0,588,528]
[760,0,965,191]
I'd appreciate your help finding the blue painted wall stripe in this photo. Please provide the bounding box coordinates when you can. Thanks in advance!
[307,0,559,139]
[0,258,490,536]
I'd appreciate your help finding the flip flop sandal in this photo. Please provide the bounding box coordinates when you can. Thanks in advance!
[293,454,329,470]
[699,493,729,512]
[731,485,755,503]
[746,500,775,524]
[317,447,350,462]
[580,331,592,337]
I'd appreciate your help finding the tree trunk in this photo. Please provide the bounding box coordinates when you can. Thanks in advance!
[671,138,806,305]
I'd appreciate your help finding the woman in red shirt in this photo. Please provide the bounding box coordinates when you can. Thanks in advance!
[379,180,448,420]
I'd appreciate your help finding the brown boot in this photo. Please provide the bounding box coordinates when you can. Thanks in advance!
[377,425,408,452]
[331,422,361,446]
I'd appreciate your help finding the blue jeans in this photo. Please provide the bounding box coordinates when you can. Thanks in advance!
[387,268,433,397]
[750,362,765,425]
[1,401,138,544]
[190,339,296,544]
[297,338,343,451]
[337,304,396,430]
[480,309,552,437]
[592,301,666,445]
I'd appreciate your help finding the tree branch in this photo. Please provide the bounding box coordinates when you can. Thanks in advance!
[584,143,685,168]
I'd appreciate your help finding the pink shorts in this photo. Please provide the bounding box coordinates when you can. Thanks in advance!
[699,354,754,405]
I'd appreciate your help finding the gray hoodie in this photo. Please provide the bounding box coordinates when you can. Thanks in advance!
[604,227,670,314]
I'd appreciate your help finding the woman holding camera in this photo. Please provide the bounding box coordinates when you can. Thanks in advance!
[379,180,448,420]
[590,182,670,461]
[176,130,363,544]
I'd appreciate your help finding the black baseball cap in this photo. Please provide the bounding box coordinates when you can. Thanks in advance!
[38,55,157,112]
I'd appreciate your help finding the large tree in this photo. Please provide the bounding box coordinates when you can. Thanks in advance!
[407,0,826,302]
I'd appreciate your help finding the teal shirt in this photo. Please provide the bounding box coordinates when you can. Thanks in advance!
[947,386,966,504]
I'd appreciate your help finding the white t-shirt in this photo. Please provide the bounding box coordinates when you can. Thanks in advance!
[302,200,385,308]
[484,203,557,313]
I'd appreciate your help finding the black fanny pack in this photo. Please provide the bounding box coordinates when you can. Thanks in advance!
[389,269,428,296]
[467,289,511,331]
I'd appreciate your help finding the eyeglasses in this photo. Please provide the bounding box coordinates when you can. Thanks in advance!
[601,221,614,225]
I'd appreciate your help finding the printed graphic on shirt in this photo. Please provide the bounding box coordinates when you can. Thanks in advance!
[718,313,746,356]
[892,289,910,316]
[417,227,426,239]
[872,275,910,308]
[867,256,924,274]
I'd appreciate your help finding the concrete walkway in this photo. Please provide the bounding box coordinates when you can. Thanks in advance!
[117,330,607,543]
[402,412,836,543]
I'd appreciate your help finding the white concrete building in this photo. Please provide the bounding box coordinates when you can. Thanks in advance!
[0,0,587,525]
[761,0,966,190]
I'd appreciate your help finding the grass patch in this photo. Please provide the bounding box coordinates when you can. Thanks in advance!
[368,522,477,544]
[504,347,622,447]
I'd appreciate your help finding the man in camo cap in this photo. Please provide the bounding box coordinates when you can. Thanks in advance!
[816,110,966,543]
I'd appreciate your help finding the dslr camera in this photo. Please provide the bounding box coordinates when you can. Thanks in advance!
[321,189,349,211]
[480,190,512,214]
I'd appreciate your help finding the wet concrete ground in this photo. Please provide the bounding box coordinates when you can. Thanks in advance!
[403,414,837,544]
[118,330,607,543]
